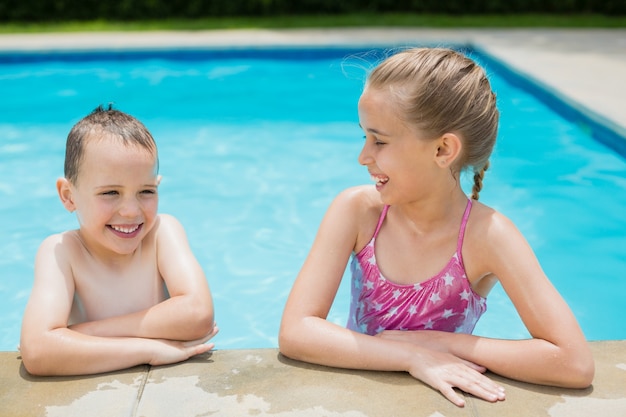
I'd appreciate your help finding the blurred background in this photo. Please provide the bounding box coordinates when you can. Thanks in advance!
[0,0,624,31]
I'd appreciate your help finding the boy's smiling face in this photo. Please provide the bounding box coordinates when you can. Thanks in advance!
[58,134,160,260]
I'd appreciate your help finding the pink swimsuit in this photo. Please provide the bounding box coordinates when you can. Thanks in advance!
[347,200,486,335]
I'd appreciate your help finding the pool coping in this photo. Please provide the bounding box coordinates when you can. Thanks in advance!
[2,341,626,417]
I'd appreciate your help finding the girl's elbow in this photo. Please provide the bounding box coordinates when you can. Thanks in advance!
[556,351,595,389]
[278,324,301,360]
[567,356,595,389]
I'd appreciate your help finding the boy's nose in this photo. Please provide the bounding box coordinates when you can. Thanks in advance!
[118,198,141,217]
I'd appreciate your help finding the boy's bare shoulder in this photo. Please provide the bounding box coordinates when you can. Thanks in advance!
[155,213,181,226]
[152,213,186,237]
[34,231,85,275]
[38,230,82,252]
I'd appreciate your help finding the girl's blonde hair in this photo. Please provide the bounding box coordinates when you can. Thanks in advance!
[366,47,499,200]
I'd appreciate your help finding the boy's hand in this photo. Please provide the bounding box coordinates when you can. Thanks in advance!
[149,324,219,367]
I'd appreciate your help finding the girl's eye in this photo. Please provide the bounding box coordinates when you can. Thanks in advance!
[101,190,118,196]
[363,134,385,145]
[141,189,157,195]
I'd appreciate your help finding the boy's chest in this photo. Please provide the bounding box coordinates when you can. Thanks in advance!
[70,255,166,322]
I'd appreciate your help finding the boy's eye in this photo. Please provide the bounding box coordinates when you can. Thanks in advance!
[141,189,157,195]
[101,190,119,196]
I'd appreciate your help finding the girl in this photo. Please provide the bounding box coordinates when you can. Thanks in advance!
[279,47,594,407]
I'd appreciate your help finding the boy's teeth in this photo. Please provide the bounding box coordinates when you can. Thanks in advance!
[111,225,138,234]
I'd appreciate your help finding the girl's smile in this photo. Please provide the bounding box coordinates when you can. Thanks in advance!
[370,173,389,189]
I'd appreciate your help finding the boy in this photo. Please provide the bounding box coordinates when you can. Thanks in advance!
[20,105,217,375]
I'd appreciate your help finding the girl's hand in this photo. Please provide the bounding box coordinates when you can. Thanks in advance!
[148,325,219,366]
[407,348,505,407]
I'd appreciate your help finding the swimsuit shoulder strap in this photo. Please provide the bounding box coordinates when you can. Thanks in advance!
[372,205,390,239]
[456,199,473,256]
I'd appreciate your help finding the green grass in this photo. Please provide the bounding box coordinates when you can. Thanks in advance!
[0,13,624,33]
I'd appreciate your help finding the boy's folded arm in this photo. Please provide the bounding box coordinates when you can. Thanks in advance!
[21,325,215,376]
[67,292,215,341]
[145,214,214,340]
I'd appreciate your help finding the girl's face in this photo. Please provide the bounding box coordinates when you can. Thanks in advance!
[357,87,442,205]
[60,136,160,259]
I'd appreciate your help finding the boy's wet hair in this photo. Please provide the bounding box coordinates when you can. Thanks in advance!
[64,104,158,184]
[366,48,499,200]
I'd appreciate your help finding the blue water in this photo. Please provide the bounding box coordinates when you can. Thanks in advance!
[1,47,625,351]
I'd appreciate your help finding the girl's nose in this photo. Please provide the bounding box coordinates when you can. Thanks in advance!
[358,142,372,166]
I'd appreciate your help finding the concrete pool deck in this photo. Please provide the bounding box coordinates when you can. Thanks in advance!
[1,28,625,416]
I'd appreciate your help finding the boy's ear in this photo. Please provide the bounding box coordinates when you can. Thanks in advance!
[156,175,162,186]
[56,178,76,212]
[435,133,463,168]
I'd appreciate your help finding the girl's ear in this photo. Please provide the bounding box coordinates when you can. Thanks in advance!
[435,133,463,168]
[56,178,76,212]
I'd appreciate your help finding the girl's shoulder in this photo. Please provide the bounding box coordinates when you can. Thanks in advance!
[465,200,530,262]
[468,200,521,238]
[334,185,385,218]
[333,185,386,251]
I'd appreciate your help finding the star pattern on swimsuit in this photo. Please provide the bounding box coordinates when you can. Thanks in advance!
[442,309,455,319]
[347,213,487,336]
[385,306,399,319]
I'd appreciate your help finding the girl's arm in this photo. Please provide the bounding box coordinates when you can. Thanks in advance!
[279,187,506,407]
[20,234,215,376]
[69,214,215,342]
[380,210,594,388]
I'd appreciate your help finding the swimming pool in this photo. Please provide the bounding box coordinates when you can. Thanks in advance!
[1,46,625,351]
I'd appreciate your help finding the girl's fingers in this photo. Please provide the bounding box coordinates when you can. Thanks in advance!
[439,386,466,407]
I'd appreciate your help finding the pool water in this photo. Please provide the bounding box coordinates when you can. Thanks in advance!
[1,47,625,351]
